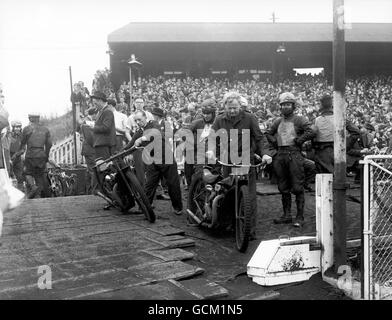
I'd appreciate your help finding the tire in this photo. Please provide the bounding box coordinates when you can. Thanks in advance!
[235,185,252,253]
[187,172,207,224]
[49,174,66,197]
[125,171,156,223]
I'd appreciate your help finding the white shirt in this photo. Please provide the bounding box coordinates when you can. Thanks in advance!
[113,110,128,136]
[127,110,154,132]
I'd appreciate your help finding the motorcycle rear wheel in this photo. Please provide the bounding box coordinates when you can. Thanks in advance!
[125,171,156,223]
[235,185,252,253]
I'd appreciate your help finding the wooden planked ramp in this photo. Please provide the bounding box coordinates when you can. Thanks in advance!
[0,195,223,299]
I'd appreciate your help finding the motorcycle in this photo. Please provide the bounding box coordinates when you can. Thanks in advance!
[93,146,156,223]
[187,157,265,253]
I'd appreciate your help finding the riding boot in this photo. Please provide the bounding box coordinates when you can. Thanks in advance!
[274,193,292,224]
[293,192,305,227]
[25,175,39,199]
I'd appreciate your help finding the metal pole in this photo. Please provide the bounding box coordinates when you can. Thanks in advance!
[333,0,347,271]
[129,67,133,111]
[69,66,78,165]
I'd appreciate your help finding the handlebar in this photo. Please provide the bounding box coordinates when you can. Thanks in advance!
[94,146,144,166]
[216,160,266,169]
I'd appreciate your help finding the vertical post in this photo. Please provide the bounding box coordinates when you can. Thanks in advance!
[360,161,365,299]
[69,66,78,165]
[129,67,133,111]
[333,0,347,271]
[316,174,334,275]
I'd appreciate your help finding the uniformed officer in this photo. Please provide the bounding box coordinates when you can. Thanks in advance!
[9,120,25,191]
[15,113,52,198]
[266,92,314,227]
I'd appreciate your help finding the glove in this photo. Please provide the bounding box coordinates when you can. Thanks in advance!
[206,150,216,161]
[262,154,273,165]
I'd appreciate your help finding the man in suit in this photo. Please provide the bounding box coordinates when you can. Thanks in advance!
[91,92,116,160]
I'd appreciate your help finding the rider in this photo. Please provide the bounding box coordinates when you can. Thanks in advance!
[266,92,314,227]
[9,120,25,191]
[15,113,52,198]
[207,92,273,240]
[187,98,217,183]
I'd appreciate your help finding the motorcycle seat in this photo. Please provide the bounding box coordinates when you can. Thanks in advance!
[202,168,220,184]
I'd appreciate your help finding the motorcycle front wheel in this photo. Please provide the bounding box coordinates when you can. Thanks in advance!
[235,185,252,253]
[187,173,207,224]
[125,171,156,223]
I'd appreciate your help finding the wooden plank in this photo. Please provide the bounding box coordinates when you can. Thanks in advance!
[78,280,200,300]
[0,236,164,271]
[237,291,280,300]
[1,216,140,236]
[142,249,194,262]
[0,260,203,300]
[173,278,229,299]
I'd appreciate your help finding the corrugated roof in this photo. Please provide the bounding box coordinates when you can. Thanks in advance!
[108,22,392,43]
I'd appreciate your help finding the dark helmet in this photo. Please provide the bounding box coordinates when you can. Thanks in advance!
[201,98,217,114]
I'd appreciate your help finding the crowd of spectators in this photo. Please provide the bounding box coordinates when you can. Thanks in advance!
[93,73,391,152]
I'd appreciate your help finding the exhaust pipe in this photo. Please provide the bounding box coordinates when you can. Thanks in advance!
[210,194,224,228]
[96,191,115,206]
[187,209,203,225]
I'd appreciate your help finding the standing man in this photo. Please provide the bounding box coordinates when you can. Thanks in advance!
[91,91,116,160]
[266,92,314,227]
[125,97,154,186]
[209,92,273,239]
[127,109,183,216]
[9,121,25,191]
[78,107,97,194]
[107,99,128,153]
[312,94,361,174]
[15,113,52,198]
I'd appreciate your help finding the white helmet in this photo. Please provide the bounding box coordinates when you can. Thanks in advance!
[279,92,296,106]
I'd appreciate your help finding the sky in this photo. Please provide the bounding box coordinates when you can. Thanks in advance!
[0,0,391,125]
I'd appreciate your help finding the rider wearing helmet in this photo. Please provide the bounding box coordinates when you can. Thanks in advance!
[9,120,24,190]
[15,113,52,198]
[266,92,314,227]
[184,98,217,186]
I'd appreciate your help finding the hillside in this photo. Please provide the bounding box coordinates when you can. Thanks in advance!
[41,111,73,144]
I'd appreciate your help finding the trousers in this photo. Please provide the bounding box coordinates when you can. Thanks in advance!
[144,162,183,211]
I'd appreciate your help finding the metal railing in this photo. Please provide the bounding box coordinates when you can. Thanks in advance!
[363,155,392,300]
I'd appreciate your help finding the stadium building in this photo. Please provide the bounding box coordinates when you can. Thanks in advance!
[107,22,392,89]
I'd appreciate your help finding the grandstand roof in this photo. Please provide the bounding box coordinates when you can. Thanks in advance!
[108,22,392,43]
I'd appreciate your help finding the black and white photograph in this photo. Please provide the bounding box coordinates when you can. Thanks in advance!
[0,0,392,309]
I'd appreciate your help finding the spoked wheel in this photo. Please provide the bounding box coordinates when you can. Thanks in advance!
[50,175,65,197]
[125,171,156,223]
[235,185,252,252]
[187,174,208,224]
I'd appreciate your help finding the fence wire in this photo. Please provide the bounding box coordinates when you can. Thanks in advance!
[368,157,392,299]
